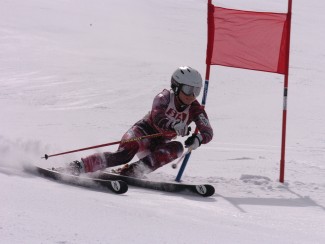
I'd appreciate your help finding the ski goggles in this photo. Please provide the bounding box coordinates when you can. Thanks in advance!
[181,85,201,97]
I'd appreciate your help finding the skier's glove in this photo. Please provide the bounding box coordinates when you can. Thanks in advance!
[185,134,203,150]
[172,121,191,137]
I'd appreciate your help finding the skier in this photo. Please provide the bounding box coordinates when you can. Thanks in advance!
[69,66,213,178]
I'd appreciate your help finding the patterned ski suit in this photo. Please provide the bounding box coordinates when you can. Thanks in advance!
[81,89,213,174]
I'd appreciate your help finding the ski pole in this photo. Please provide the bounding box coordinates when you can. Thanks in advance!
[42,132,175,160]
[171,149,192,169]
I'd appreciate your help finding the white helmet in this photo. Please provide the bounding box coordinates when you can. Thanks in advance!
[171,66,203,97]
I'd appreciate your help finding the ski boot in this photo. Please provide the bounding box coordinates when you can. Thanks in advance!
[65,160,85,176]
[115,161,150,178]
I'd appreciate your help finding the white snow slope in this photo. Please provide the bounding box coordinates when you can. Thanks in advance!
[1,0,324,243]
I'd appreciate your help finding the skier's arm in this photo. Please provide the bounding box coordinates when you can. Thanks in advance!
[190,103,213,144]
[150,91,174,132]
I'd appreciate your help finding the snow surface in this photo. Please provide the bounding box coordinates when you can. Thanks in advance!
[1,0,325,243]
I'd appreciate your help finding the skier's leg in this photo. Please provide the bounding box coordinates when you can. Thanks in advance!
[79,130,139,173]
[78,124,152,173]
[119,141,184,177]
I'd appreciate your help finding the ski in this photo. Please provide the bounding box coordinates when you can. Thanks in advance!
[35,166,128,194]
[97,172,215,197]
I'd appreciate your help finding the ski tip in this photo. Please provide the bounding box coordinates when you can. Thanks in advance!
[195,184,215,197]
[111,180,128,194]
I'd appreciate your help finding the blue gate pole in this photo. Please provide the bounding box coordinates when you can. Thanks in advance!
[175,67,211,182]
